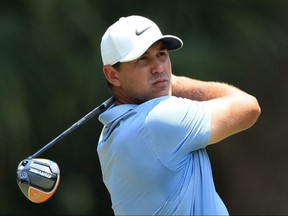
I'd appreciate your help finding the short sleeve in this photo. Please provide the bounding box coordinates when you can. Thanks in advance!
[145,96,211,170]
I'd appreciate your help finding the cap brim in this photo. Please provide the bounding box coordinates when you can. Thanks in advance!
[161,35,183,51]
[120,35,183,63]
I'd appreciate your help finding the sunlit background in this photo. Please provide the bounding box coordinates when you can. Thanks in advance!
[1,0,288,215]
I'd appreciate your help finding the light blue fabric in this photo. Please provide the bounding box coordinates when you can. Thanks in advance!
[97,96,229,215]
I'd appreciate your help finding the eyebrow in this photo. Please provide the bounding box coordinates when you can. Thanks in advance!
[141,43,168,56]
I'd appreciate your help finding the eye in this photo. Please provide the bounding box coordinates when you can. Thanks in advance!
[139,55,147,60]
[136,55,147,63]
[158,50,168,59]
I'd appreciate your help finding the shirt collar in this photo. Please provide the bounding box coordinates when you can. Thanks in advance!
[98,103,137,126]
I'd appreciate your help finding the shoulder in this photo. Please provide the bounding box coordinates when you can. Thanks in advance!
[145,96,209,124]
[143,97,211,146]
[144,96,211,168]
[145,96,191,113]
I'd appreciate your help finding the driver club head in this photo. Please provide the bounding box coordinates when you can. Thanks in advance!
[16,158,60,203]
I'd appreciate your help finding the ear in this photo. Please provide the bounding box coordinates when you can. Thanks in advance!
[103,65,121,87]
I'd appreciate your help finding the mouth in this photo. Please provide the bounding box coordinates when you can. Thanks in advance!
[152,78,169,85]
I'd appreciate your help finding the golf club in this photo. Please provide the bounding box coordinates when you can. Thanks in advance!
[16,97,113,203]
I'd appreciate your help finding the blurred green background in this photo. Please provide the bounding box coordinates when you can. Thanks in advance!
[1,0,288,215]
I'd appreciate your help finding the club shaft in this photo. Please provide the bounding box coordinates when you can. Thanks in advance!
[29,97,113,158]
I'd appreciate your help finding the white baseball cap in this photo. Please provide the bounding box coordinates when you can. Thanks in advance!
[100,15,183,65]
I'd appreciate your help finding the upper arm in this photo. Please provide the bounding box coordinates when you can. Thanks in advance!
[146,97,211,170]
[207,94,261,145]
[171,75,261,144]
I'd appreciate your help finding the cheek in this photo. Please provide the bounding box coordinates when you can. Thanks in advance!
[119,73,143,90]
[121,68,148,85]
[129,76,148,91]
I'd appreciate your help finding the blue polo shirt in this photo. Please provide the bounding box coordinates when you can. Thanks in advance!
[97,96,228,215]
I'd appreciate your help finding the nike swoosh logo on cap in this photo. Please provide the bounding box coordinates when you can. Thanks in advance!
[135,26,151,36]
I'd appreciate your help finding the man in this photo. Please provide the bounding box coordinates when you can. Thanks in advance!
[97,15,261,215]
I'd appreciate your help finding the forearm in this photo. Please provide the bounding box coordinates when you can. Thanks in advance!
[171,75,246,101]
[172,75,261,144]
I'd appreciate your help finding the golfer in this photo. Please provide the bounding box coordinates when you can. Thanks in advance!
[97,15,261,215]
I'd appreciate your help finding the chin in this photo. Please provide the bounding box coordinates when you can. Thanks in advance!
[154,92,170,98]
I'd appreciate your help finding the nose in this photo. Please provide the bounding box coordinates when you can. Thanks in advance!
[151,58,164,74]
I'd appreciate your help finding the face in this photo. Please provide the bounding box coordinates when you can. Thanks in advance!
[105,41,173,104]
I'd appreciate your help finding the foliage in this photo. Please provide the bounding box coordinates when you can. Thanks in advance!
[1,0,288,215]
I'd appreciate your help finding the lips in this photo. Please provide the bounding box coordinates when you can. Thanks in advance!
[152,78,168,85]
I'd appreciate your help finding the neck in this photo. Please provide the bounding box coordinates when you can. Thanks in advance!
[112,88,142,105]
